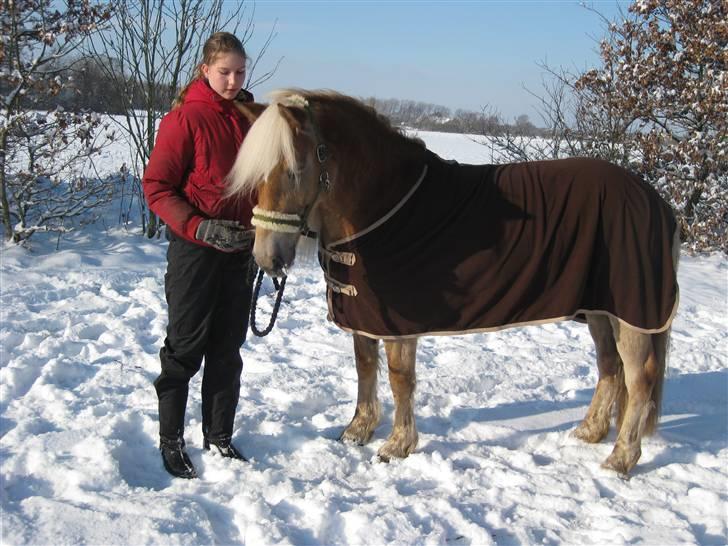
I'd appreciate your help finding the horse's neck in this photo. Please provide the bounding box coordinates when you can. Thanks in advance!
[322,139,427,244]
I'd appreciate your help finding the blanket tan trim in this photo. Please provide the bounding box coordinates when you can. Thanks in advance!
[327,288,680,341]
[327,164,428,248]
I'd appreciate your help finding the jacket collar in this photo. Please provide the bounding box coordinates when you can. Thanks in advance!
[184,79,235,114]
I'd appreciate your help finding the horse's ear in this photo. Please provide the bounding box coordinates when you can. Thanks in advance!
[277,103,308,135]
[235,102,267,124]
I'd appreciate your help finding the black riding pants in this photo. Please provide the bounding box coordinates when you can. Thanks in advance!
[154,230,254,444]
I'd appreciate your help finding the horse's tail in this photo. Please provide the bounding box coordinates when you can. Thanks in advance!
[642,328,670,435]
[613,322,671,437]
[614,358,627,433]
[647,228,682,435]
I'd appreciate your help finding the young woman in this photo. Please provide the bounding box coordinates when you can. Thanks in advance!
[143,32,256,479]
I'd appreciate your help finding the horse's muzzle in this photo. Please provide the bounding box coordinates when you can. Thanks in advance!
[256,255,286,278]
[253,232,298,278]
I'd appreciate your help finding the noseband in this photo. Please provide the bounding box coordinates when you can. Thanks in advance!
[251,102,331,239]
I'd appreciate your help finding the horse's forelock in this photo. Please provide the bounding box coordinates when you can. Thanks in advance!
[271,89,309,109]
[226,93,303,197]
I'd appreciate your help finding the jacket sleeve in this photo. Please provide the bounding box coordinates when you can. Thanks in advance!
[142,111,205,242]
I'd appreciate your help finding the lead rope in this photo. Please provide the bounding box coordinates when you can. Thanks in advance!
[249,263,287,337]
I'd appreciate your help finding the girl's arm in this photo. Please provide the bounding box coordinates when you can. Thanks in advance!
[142,111,205,242]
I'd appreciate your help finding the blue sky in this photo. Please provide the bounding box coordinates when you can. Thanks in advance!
[243,1,629,122]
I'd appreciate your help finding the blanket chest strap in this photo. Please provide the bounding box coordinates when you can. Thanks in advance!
[320,247,356,266]
[325,275,358,297]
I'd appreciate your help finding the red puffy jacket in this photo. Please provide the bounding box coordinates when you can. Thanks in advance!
[142,79,255,245]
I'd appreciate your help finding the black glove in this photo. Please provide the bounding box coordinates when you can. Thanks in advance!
[195,219,254,252]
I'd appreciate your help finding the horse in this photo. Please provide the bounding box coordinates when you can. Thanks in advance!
[227,90,680,476]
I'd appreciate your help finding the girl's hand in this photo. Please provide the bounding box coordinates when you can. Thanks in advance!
[195,219,254,252]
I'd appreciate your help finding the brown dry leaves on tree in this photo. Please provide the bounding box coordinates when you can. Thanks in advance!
[575,0,727,252]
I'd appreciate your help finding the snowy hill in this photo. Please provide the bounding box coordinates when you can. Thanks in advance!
[1,131,726,545]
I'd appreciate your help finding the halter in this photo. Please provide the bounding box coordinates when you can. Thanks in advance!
[248,99,330,337]
[251,101,331,239]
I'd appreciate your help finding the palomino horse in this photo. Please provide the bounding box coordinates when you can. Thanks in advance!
[227,90,680,476]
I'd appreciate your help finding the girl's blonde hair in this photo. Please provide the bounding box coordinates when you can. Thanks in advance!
[172,32,247,109]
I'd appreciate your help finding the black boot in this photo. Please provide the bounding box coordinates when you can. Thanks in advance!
[160,438,197,479]
[203,438,248,462]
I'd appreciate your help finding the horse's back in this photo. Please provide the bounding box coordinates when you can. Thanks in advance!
[494,156,672,221]
[489,156,678,331]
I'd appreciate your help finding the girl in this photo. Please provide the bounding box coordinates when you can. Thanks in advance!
[143,32,256,479]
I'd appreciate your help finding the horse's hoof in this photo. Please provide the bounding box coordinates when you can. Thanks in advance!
[572,422,608,444]
[601,459,631,480]
[601,447,640,477]
[340,426,374,446]
[340,435,367,447]
[377,437,417,462]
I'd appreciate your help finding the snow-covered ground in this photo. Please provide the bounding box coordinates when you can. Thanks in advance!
[1,131,726,545]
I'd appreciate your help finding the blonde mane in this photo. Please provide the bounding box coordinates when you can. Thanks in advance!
[226,90,308,197]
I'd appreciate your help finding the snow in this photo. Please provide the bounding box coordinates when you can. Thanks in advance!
[1,130,727,545]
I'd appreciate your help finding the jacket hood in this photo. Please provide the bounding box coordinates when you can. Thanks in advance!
[184,79,234,113]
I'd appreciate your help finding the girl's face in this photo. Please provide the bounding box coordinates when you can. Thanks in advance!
[202,52,247,100]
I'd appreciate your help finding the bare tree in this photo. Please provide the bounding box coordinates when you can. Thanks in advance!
[1,0,115,243]
[483,66,631,164]
[87,0,280,238]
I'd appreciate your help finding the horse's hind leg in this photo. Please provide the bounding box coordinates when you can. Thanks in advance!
[378,338,418,461]
[573,314,624,443]
[340,334,381,445]
[602,318,662,475]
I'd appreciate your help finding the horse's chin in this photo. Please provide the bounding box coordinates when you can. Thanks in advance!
[253,233,298,278]
[260,266,288,278]
[253,255,294,279]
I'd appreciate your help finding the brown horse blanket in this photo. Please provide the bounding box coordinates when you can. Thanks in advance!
[321,152,679,340]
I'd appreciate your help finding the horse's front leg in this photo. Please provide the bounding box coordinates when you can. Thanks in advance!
[378,338,418,461]
[340,334,381,445]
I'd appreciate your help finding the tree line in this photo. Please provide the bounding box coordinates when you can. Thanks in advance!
[2,55,543,135]
[361,97,542,136]
[0,56,171,115]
